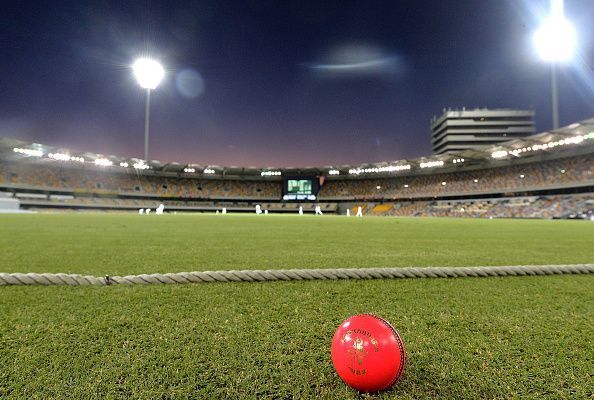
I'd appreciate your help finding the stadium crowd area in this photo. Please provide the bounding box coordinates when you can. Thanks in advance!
[0,162,280,199]
[1,154,592,201]
[1,152,593,219]
[363,193,593,219]
[319,154,594,199]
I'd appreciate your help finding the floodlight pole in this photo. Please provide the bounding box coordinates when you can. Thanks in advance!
[551,63,559,130]
[143,88,151,161]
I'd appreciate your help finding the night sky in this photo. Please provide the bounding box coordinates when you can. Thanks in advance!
[1,0,593,167]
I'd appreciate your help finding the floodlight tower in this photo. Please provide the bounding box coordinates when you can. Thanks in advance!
[132,58,165,160]
[533,0,577,130]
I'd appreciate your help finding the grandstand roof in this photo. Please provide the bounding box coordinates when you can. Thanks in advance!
[1,117,593,179]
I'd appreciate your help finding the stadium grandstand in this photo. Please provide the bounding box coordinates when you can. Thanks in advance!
[1,118,593,219]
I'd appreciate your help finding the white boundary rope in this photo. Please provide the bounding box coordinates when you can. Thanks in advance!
[0,264,592,286]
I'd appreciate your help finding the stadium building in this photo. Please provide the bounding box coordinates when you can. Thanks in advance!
[0,118,593,219]
[431,108,535,154]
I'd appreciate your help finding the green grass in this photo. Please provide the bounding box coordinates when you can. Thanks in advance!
[0,213,593,399]
[0,214,593,275]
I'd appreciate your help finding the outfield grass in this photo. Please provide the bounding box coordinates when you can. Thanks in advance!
[0,214,593,399]
[0,213,593,275]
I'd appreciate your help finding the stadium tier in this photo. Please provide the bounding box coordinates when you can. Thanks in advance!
[1,118,593,218]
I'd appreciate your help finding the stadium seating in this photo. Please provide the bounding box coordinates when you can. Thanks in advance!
[0,162,281,199]
[0,151,592,218]
[2,153,592,202]
[369,194,593,219]
[371,204,393,215]
[319,154,593,200]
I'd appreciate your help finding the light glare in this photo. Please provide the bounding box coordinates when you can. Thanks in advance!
[133,58,165,89]
[533,16,576,62]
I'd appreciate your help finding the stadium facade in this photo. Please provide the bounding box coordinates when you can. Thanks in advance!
[0,118,593,219]
[430,108,535,154]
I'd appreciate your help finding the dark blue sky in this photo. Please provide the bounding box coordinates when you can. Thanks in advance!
[1,0,593,167]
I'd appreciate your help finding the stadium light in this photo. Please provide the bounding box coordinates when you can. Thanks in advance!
[491,133,591,159]
[48,152,84,162]
[533,0,577,129]
[261,171,281,176]
[13,147,43,157]
[133,161,150,170]
[132,58,165,161]
[420,160,444,169]
[133,58,165,90]
[94,158,113,167]
[348,165,410,175]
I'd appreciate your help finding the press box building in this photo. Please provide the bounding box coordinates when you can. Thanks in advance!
[430,108,535,154]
